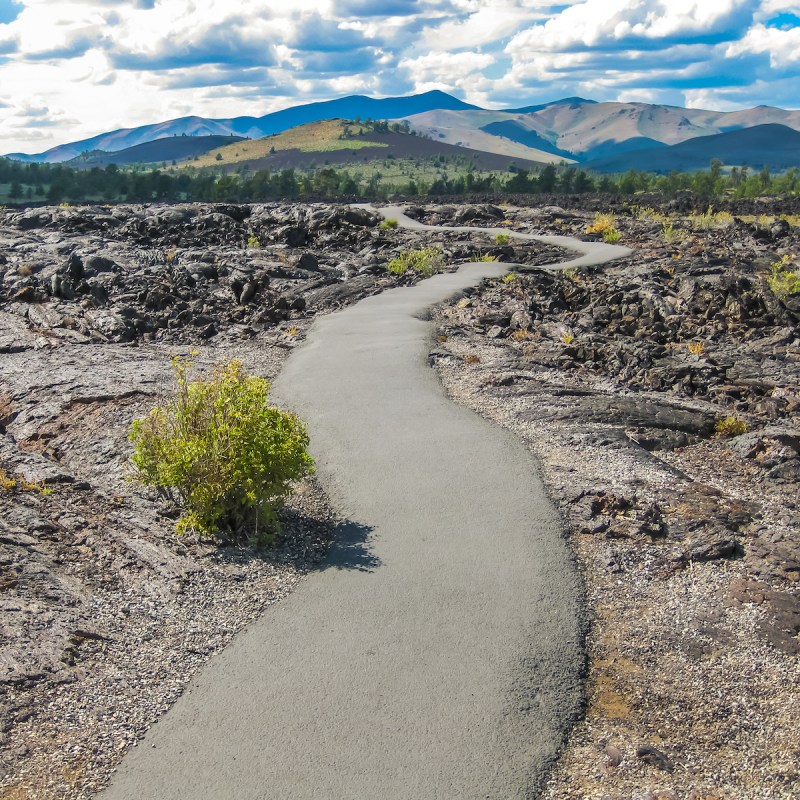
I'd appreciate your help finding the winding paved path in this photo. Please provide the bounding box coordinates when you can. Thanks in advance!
[101,208,629,799]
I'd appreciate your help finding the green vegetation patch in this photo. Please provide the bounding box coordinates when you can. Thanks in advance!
[586,212,622,243]
[387,247,445,276]
[768,254,800,299]
[129,358,314,543]
[714,416,749,438]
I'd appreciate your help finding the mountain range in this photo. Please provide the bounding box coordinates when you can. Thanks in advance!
[5,91,476,164]
[5,91,800,173]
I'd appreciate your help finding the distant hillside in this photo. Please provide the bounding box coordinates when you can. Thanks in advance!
[184,119,550,174]
[4,91,477,164]
[67,135,246,169]
[187,119,387,169]
[399,100,800,164]
[7,91,800,172]
[386,108,572,163]
[479,120,575,160]
[501,97,597,114]
[584,124,800,173]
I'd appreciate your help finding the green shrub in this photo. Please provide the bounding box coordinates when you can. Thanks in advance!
[662,221,686,244]
[247,234,261,248]
[586,212,622,243]
[768,254,800,298]
[714,416,748,438]
[387,247,445,276]
[495,233,510,245]
[129,358,313,542]
[689,207,735,231]
[379,218,398,230]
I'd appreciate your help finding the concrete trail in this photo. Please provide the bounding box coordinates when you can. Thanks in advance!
[100,209,629,799]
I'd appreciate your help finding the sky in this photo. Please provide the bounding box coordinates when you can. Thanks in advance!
[0,0,799,154]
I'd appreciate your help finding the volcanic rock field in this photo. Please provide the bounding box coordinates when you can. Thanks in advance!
[0,199,798,799]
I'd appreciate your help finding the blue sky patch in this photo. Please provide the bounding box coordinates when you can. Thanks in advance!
[0,0,20,25]
[765,12,800,29]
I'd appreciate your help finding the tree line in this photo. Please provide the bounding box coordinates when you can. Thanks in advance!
[0,156,798,205]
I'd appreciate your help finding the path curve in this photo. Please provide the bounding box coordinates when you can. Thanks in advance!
[101,209,629,799]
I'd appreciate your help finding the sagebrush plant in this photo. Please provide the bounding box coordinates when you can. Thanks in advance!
[0,468,16,493]
[129,358,314,543]
[586,212,622,243]
[768,254,800,298]
[0,467,51,495]
[247,234,261,248]
[715,416,748,438]
[387,247,444,276]
[689,207,735,231]
[632,206,668,223]
[495,233,510,245]
[662,221,686,244]
[379,218,398,230]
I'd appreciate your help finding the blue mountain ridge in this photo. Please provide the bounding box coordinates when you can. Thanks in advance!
[5,90,479,163]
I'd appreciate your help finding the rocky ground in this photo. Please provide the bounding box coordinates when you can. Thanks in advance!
[0,201,563,798]
[0,198,797,799]
[427,201,799,798]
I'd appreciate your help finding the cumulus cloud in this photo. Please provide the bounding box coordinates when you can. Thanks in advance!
[290,14,373,52]
[0,0,798,154]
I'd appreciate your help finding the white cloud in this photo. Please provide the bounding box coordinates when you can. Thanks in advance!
[0,0,797,153]
[401,50,494,82]
[505,0,755,53]
[727,21,800,68]
[421,1,555,50]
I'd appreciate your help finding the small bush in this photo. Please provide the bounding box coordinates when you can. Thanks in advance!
[129,358,314,542]
[586,212,621,243]
[0,468,51,495]
[586,212,615,234]
[387,247,444,276]
[714,211,734,227]
[714,416,748,438]
[475,254,499,262]
[495,233,510,245]
[689,207,735,231]
[502,272,517,284]
[662,221,686,244]
[379,218,398,230]
[247,234,261,248]
[0,469,16,493]
[632,206,668,223]
[768,254,800,299]
[687,341,705,355]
